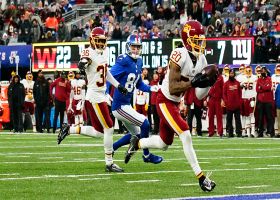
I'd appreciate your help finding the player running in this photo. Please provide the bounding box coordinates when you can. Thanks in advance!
[58,27,127,172]
[125,20,217,192]
[109,34,163,164]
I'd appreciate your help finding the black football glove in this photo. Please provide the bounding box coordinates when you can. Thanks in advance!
[191,73,211,88]
[118,84,128,95]
[78,61,87,75]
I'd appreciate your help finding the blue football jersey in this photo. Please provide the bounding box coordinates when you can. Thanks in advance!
[110,54,151,110]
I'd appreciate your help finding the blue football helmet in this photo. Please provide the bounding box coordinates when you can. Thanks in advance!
[126,34,142,59]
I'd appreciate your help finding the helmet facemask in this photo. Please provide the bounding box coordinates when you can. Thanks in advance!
[91,35,107,54]
[186,34,206,57]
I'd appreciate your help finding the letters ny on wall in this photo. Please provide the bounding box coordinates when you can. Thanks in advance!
[173,37,254,65]
[32,37,254,71]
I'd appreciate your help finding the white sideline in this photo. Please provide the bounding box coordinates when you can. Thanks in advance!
[236,185,270,189]
[78,177,110,181]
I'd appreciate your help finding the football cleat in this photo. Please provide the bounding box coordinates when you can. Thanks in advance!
[57,123,70,144]
[142,153,163,164]
[199,172,216,192]
[124,135,139,164]
[105,163,124,172]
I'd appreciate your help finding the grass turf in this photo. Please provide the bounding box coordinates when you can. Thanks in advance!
[0,133,280,200]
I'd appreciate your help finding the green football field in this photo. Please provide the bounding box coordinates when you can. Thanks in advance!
[0,133,280,200]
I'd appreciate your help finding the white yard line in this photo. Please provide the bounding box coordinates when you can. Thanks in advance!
[236,185,270,189]
[180,183,197,186]
[224,163,248,166]
[126,180,160,183]
[0,167,280,181]
[5,155,30,158]
[39,157,64,160]
[78,177,110,181]
[0,173,19,176]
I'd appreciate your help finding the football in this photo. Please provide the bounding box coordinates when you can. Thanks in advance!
[202,64,218,79]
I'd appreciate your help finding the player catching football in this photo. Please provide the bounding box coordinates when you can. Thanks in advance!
[58,27,127,172]
[125,20,217,192]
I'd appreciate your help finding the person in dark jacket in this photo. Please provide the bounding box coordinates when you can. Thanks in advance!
[223,69,242,137]
[185,87,204,136]
[33,70,50,133]
[8,75,25,133]
[150,72,160,134]
[50,71,71,133]
[256,67,274,137]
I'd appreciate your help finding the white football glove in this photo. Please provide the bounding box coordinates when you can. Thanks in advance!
[150,85,159,92]
[105,94,113,106]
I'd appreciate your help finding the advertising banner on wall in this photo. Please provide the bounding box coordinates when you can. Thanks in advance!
[0,45,32,68]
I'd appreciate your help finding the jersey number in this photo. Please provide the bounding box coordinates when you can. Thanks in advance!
[96,64,108,87]
[73,86,81,95]
[125,73,138,93]
[25,88,33,95]
[171,51,181,63]
[244,82,253,90]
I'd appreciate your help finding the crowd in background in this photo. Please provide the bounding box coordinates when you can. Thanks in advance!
[0,0,279,48]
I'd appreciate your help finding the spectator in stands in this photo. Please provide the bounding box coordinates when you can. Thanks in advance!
[18,11,32,44]
[215,0,225,14]
[82,22,91,40]
[227,0,236,13]
[144,13,153,31]
[70,24,82,40]
[254,38,267,63]
[235,1,242,12]
[256,67,274,137]
[33,70,50,133]
[57,19,69,42]
[0,33,9,45]
[165,29,174,38]
[31,19,41,43]
[107,15,115,38]
[248,19,257,36]
[154,4,164,20]
[45,11,58,31]
[113,0,124,22]
[102,11,110,33]
[132,12,142,28]
[7,16,18,37]
[206,25,215,37]
[173,27,180,38]
[203,0,214,26]
[60,0,72,13]
[275,15,280,32]
[251,7,262,21]
[138,26,149,39]
[262,8,269,21]
[256,18,265,36]
[125,2,133,18]
[0,14,5,31]
[8,75,25,133]
[240,23,249,36]
[214,18,222,35]
[122,25,130,40]
[188,0,202,23]
[266,36,278,63]
[149,25,163,39]
[231,24,241,36]
[111,22,122,40]
[50,71,71,133]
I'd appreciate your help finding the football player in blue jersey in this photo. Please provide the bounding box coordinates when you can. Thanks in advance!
[109,34,163,164]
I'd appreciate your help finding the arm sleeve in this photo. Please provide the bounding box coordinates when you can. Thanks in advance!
[107,70,120,88]
[69,89,74,105]
[50,79,57,95]
[133,89,137,108]
[223,83,227,106]
[136,77,151,92]
[81,88,86,101]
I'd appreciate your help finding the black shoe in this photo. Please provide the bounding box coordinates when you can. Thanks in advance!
[199,173,216,192]
[124,136,139,164]
[57,123,70,144]
[105,163,124,172]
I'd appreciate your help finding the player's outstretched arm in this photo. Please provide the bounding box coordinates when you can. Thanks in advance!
[107,70,127,95]
[169,60,192,95]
